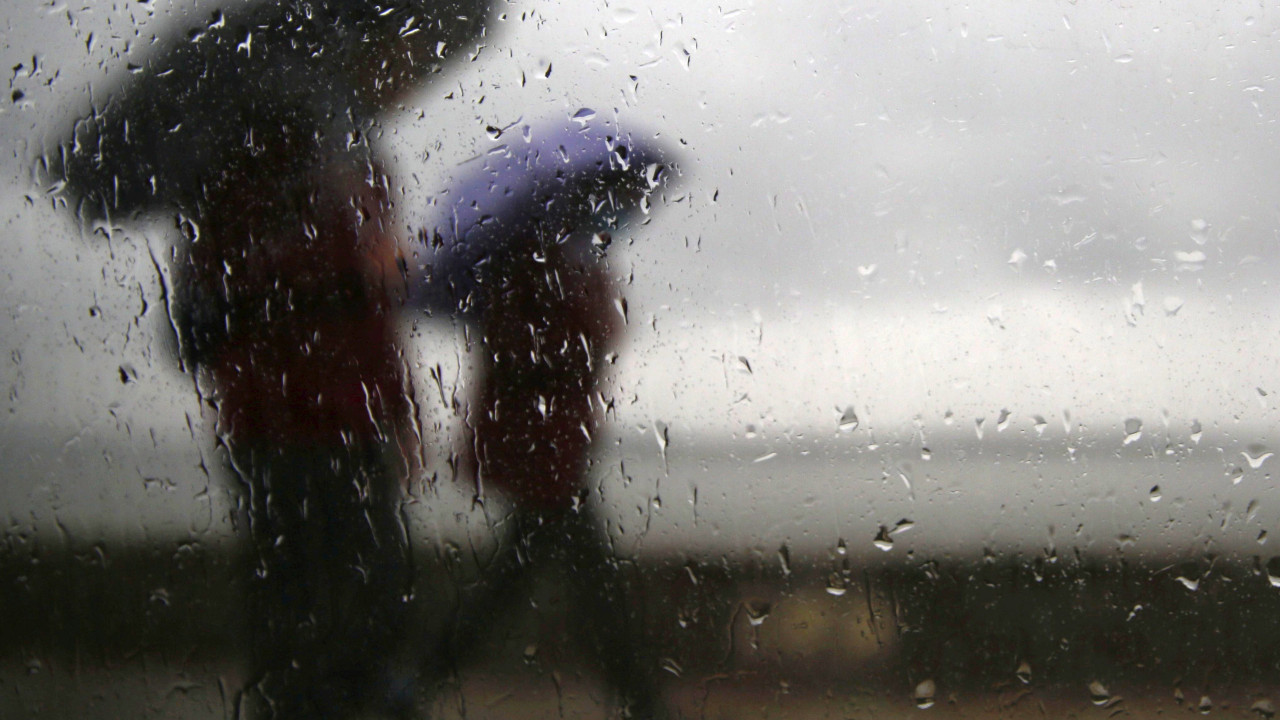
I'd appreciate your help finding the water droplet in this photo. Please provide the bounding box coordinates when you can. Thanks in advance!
[591,231,612,253]
[873,526,894,552]
[913,679,936,709]
[997,409,1011,432]
[744,600,771,627]
[1163,296,1184,316]
[1149,485,1162,502]
[825,572,848,597]
[1190,218,1210,245]
[1250,698,1276,719]
[1199,695,1213,715]
[1127,282,1146,323]
[1033,415,1047,436]
[975,417,986,440]
[1089,681,1111,705]
[660,657,683,677]
[1230,466,1245,485]
[1175,249,1207,266]
[1190,420,1203,444]
[986,305,1004,328]
[653,420,669,473]
[835,538,848,556]
[571,107,597,124]
[1123,418,1143,445]
[1016,660,1032,684]
[1050,186,1087,206]
[1175,575,1200,592]
[838,406,859,432]
[1244,446,1273,469]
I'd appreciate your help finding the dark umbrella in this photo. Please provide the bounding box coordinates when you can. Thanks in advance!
[46,0,491,226]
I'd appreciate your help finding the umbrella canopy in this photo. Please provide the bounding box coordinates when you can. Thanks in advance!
[411,117,674,319]
[47,0,491,225]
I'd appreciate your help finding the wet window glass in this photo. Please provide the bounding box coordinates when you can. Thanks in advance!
[4,1,1278,718]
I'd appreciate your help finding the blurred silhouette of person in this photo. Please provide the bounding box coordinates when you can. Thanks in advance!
[412,118,676,718]
[48,1,493,717]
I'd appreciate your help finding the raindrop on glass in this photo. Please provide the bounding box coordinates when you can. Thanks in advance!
[744,600,771,627]
[1123,418,1143,445]
[1033,415,1047,436]
[825,573,848,597]
[913,679,936,709]
[1243,446,1273,470]
[873,526,894,552]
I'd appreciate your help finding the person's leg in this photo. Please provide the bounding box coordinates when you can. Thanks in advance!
[233,440,414,719]
[549,509,665,719]
[419,507,532,700]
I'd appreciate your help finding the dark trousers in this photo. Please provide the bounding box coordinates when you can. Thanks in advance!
[228,440,415,720]
[428,506,665,718]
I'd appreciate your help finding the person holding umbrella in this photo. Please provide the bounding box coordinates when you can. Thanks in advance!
[49,1,493,717]
[413,117,677,719]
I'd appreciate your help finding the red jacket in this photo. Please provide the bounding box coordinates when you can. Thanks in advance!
[186,146,412,453]
[471,241,621,510]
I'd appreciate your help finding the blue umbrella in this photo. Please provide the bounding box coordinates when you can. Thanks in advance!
[411,116,673,319]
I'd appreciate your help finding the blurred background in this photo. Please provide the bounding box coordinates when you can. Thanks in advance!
[3,0,1279,717]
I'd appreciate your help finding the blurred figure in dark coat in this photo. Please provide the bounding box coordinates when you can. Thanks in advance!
[49,2,492,718]
[414,118,675,718]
